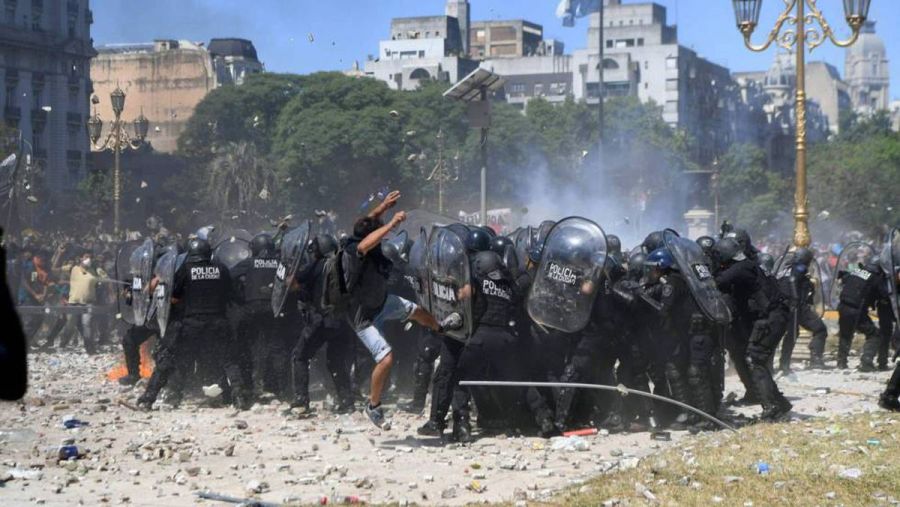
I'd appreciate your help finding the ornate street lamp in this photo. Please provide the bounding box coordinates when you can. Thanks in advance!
[87,87,150,236]
[731,0,872,247]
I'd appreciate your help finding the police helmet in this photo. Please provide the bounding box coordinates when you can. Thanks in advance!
[473,250,504,280]
[758,252,775,274]
[696,236,716,253]
[250,233,275,257]
[607,234,622,254]
[724,228,753,253]
[627,251,646,278]
[713,237,743,262]
[644,248,675,271]
[490,236,514,256]
[466,228,492,253]
[186,238,212,262]
[642,231,665,253]
[310,234,338,258]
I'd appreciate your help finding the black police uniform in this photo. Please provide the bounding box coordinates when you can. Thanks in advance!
[775,264,827,370]
[714,258,761,402]
[836,264,887,369]
[139,254,246,407]
[290,256,355,411]
[231,252,280,393]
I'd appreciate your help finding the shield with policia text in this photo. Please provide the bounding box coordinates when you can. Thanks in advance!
[828,241,876,309]
[427,225,473,342]
[128,238,156,327]
[774,247,825,317]
[527,216,607,333]
[114,239,144,325]
[212,229,252,270]
[153,244,179,337]
[881,228,899,321]
[271,221,311,317]
[663,229,732,325]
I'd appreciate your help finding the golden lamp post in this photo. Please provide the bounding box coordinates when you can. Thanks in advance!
[730,0,871,247]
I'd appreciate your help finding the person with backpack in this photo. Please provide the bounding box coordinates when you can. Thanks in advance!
[324,191,442,429]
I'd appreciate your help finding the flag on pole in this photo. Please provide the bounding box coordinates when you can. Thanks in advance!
[556,0,601,27]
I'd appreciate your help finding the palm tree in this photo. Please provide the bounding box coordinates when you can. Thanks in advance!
[206,141,274,213]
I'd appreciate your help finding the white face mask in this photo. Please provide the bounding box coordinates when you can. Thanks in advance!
[82,258,92,268]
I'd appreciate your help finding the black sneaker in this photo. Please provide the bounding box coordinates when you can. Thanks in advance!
[417,420,445,437]
[879,394,900,412]
[118,375,140,386]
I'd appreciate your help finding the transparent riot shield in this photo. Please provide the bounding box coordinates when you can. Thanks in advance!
[526,217,607,333]
[663,229,732,325]
[774,249,825,317]
[829,241,876,309]
[271,221,311,317]
[114,239,143,325]
[407,227,431,310]
[881,228,899,321]
[153,245,178,337]
[128,238,155,327]
[427,226,473,342]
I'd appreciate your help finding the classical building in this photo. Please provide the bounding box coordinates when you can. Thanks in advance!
[0,0,95,192]
[91,38,262,153]
[844,21,890,116]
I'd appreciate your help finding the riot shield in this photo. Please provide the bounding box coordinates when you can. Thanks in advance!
[395,209,455,238]
[663,229,732,325]
[427,226,473,342]
[213,230,252,270]
[407,227,431,309]
[881,228,899,321]
[774,249,825,317]
[114,239,143,325]
[513,226,534,266]
[828,241,876,309]
[271,221,311,316]
[128,238,156,327]
[526,217,607,333]
[153,245,178,337]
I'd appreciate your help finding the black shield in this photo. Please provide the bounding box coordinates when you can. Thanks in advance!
[829,241,877,309]
[774,248,825,318]
[271,221,311,317]
[213,230,252,270]
[663,229,732,325]
[527,217,607,333]
[427,225,473,342]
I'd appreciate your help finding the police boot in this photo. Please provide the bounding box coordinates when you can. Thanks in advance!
[417,419,446,437]
[759,394,792,422]
[808,354,826,370]
[450,414,473,443]
[599,411,626,434]
[687,365,718,432]
[859,335,879,372]
[879,393,900,412]
[664,363,692,431]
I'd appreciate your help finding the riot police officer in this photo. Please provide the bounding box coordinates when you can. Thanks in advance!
[775,248,828,372]
[231,234,281,395]
[835,258,888,370]
[138,238,248,410]
[715,238,791,421]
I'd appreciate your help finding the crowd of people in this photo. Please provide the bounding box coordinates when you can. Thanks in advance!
[5,193,900,443]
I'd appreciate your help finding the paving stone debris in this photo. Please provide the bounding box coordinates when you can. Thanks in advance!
[0,351,893,504]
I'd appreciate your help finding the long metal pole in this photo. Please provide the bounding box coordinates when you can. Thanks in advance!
[113,114,122,236]
[479,85,487,227]
[459,380,737,432]
[792,0,810,248]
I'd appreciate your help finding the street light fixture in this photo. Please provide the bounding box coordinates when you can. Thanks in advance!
[87,86,150,236]
[730,0,871,248]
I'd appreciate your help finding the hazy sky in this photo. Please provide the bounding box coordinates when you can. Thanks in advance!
[92,0,900,99]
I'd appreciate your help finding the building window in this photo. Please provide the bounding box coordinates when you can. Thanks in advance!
[666,79,678,91]
[31,0,42,31]
[666,56,677,70]
[637,38,644,46]
[644,61,649,70]
[606,40,613,48]
[534,83,544,96]
[509,83,526,94]
[644,82,648,89]
[4,0,16,23]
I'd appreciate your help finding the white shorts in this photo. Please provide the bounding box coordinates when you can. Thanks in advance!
[355,295,417,363]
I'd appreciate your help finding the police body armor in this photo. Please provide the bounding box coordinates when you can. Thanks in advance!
[471,251,517,330]
[243,254,279,303]
[527,216,608,333]
[838,265,878,310]
[774,249,825,317]
[180,258,229,317]
[829,241,876,309]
